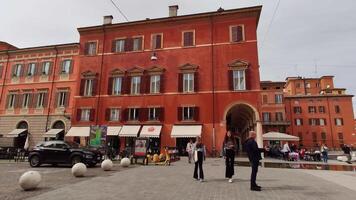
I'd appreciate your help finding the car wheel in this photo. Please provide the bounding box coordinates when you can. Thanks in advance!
[29,155,41,167]
[71,156,82,166]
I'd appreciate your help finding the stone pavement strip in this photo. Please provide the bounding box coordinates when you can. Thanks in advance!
[28,158,356,200]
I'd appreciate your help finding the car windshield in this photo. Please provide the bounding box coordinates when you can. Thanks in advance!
[65,141,80,148]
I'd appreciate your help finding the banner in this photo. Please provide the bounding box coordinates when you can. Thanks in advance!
[134,138,148,157]
[90,125,107,147]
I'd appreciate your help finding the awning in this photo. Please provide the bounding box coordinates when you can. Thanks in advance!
[263,132,300,141]
[4,129,27,138]
[42,129,64,138]
[171,125,202,138]
[139,125,162,138]
[119,125,141,137]
[107,126,122,136]
[65,127,90,137]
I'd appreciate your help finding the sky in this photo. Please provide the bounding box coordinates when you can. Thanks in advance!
[0,0,356,114]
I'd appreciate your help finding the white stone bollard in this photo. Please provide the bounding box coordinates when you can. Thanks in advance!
[101,159,113,171]
[120,158,130,167]
[71,163,87,177]
[337,156,348,162]
[19,171,42,191]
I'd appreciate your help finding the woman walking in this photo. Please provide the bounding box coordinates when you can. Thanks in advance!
[193,137,206,182]
[320,144,329,163]
[223,131,237,183]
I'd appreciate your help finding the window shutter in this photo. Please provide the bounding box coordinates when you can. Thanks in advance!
[123,76,131,94]
[43,93,48,108]
[105,108,111,121]
[183,32,189,46]
[228,70,234,90]
[160,74,165,93]
[236,26,243,42]
[92,79,98,96]
[16,94,23,108]
[80,79,85,96]
[31,93,37,108]
[69,60,74,74]
[156,35,162,48]
[112,40,117,52]
[76,109,82,121]
[54,92,59,108]
[125,38,133,52]
[5,94,10,109]
[139,108,148,122]
[178,73,183,92]
[158,107,165,121]
[108,77,113,95]
[300,119,303,125]
[194,107,200,121]
[177,107,182,121]
[59,61,64,74]
[11,65,16,76]
[20,65,25,77]
[89,109,95,121]
[231,26,238,42]
[145,75,151,94]
[194,72,199,92]
[136,37,143,50]
[121,108,128,122]
[64,91,70,107]
[341,118,344,125]
[84,43,89,55]
[140,75,147,94]
[0,65,3,78]
[48,62,53,76]
[28,93,33,108]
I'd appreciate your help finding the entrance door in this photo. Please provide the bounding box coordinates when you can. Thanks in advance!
[176,138,195,156]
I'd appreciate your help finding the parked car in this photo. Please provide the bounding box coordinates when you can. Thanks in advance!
[28,141,102,167]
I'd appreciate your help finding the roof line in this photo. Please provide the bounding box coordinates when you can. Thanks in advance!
[0,42,79,54]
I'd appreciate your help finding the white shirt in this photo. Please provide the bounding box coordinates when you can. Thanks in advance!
[281,143,290,153]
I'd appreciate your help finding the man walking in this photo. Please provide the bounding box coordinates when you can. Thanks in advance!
[186,139,194,163]
[244,131,264,191]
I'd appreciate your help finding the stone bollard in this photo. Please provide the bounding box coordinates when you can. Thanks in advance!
[101,159,114,171]
[19,171,42,191]
[71,163,87,177]
[120,157,130,167]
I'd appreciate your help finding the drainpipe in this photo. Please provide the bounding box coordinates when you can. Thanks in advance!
[95,26,107,125]
[326,96,335,149]
[45,47,59,132]
[210,16,216,157]
[0,51,10,106]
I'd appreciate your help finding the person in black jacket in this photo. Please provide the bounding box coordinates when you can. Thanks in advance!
[244,131,264,191]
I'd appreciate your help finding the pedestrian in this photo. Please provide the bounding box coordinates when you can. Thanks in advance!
[244,131,264,191]
[320,144,328,163]
[281,142,291,160]
[193,136,206,182]
[223,130,237,183]
[341,144,352,164]
[186,139,194,164]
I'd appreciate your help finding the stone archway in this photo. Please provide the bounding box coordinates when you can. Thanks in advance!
[52,120,65,140]
[224,102,262,148]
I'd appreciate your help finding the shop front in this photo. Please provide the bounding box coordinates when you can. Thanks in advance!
[107,126,121,157]
[139,125,162,154]
[119,125,141,157]
[65,126,90,146]
[171,125,202,156]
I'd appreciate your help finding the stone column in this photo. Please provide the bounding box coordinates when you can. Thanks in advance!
[256,121,263,148]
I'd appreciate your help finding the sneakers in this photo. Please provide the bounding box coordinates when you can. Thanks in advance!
[200,179,205,182]
[228,178,233,183]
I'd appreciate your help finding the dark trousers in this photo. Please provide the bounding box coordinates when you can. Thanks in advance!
[225,149,235,178]
[250,161,259,187]
[193,151,204,180]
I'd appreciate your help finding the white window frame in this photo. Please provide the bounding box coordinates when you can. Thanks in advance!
[275,94,283,104]
[130,76,141,95]
[319,118,325,126]
[133,36,143,51]
[110,108,120,121]
[182,107,194,121]
[36,92,45,108]
[112,77,122,95]
[22,93,30,108]
[84,79,93,96]
[27,63,36,76]
[183,73,194,93]
[42,62,50,75]
[14,64,22,77]
[115,39,125,52]
[81,109,91,121]
[149,107,158,121]
[61,60,71,74]
[233,69,246,91]
[296,119,302,126]
[150,75,160,94]
[57,91,67,107]
[129,108,139,121]
[262,113,270,122]
[229,25,245,43]
[8,94,16,108]
[335,118,343,126]
[87,42,97,55]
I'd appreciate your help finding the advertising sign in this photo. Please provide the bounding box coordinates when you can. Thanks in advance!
[134,138,148,157]
[90,125,107,147]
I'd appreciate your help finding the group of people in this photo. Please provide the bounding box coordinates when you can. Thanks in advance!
[186,131,264,191]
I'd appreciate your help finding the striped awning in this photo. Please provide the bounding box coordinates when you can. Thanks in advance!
[171,125,202,138]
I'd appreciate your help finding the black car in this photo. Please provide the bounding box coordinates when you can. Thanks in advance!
[28,141,102,167]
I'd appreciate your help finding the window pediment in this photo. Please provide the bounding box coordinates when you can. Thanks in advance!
[228,60,249,70]
[147,65,165,75]
[110,68,125,77]
[127,66,144,76]
[179,63,198,73]
[81,70,97,78]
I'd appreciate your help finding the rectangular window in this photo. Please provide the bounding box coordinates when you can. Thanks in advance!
[182,107,194,121]
[262,95,268,104]
[133,37,143,51]
[150,75,161,94]
[80,109,91,121]
[112,77,122,95]
[61,60,71,74]
[306,83,311,88]
[84,79,93,96]
[262,112,270,122]
[233,70,246,90]
[294,106,302,114]
[57,91,67,107]
[183,31,194,47]
[110,109,120,121]
[85,42,97,55]
[152,34,162,49]
[115,39,125,52]
[230,25,244,42]
[8,94,16,108]
[13,64,22,77]
[275,112,283,121]
[130,76,141,95]
[319,118,326,126]
[149,108,159,121]
[335,105,340,113]
[27,63,36,76]
[318,106,325,113]
[309,118,318,126]
[22,93,30,108]
[36,92,46,108]
[295,119,303,126]
[41,62,51,75]
[183,73,194,93]
[335,118,343,126]
[308,106,316,113]
[128,108,139,121]
[275,94,283,104]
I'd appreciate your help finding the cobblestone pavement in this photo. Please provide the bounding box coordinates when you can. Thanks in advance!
[0,161,132,200]
[18,158,356,200]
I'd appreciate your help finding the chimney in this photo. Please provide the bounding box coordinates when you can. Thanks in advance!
[103,15,113,25]
[169,5,179,17]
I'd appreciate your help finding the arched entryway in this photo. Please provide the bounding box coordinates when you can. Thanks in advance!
[16,121,29,148]
[224,103,262,152]
[52,120,65,140]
